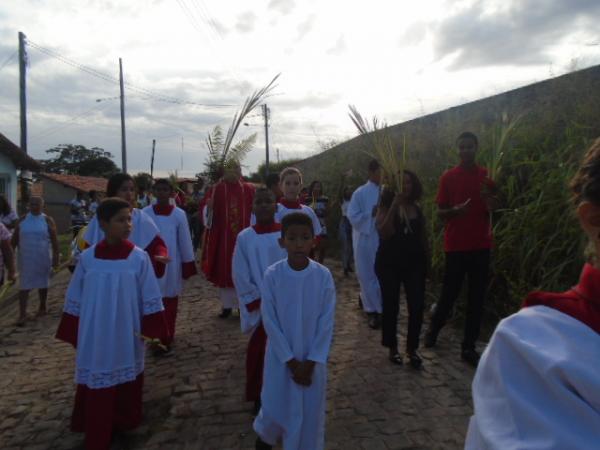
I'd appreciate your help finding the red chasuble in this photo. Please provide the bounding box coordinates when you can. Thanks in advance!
[56,239,169,450]
[201,179,255,288]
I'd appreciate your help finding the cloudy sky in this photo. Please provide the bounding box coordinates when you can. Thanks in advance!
[1,0,599,177]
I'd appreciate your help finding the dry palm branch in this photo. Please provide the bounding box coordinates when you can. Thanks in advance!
[348,104,411,229]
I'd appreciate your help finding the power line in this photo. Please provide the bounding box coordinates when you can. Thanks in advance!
[0,50,18,72]
[26,39,238,108]
[29,102,114,141]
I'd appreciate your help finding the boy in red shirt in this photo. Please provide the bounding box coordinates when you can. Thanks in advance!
[425,131,499,366]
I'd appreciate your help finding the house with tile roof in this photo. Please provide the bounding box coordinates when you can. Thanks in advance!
[33,173,107,233]
[0,133,41,210]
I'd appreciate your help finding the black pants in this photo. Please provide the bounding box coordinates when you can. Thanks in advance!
[376,261,425,353]
[430,249,490,350]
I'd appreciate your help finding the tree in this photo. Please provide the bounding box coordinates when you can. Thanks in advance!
[40,144,119,177]
[249,158,303,183]
[133,172,153,191]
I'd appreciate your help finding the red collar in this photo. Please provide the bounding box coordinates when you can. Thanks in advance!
[95,239,135,260]
[572,263,600,307]
[252,222,282,234]
[280,198,302,209]
[153,204,175,216]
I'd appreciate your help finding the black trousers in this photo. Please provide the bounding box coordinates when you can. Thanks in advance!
[430,249,490,350]
[376,261,425,352]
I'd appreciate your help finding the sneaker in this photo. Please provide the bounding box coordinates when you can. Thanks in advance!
[461,348,481,367]
[424,329,438,348]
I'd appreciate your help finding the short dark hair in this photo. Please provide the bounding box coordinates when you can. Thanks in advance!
[266,173,280,189]
[106,173,134,197]
[254,187,276,202]
[281,212,314,237]
[456,131,479,147]
[96,197,130,222]
[153,178,173,190]
[368,159,380,172]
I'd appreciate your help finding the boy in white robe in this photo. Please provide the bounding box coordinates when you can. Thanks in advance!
[465,138,600,449]
[143,179,198,351]
[347,159,383,329]
[233,188,286,414]
[56,198,169,450]
[254,212,336,450]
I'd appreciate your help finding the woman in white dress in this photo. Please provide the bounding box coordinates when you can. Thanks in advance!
[12,196,59,326]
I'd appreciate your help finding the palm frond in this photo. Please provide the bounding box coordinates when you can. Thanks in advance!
[222,73,280,164]
[226,133,257,167]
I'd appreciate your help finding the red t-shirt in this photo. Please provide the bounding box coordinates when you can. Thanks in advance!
[436,164,494,252]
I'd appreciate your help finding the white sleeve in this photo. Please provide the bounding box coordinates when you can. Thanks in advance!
[303,206,322,236]
[177,210,195,263]
[260,270,294,364]
[138,252,164,315]
[346,189,371,234]
[307,271,336,364]
[64,255,85,316]
[466,306,600,450]
[232,235,261,305]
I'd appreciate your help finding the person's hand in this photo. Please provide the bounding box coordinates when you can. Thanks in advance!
[292,361,315,386]
[155,255,171,265]
[453,198,471,216]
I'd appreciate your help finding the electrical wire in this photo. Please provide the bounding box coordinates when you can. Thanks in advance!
[0,50,18,72]
[29,102,114,141]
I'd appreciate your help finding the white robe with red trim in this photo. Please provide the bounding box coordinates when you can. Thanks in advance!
[84,208,159,250]
[251,203,322,236]
[232,225,286,334]
[465,305,600,450]
[143,206,196,297]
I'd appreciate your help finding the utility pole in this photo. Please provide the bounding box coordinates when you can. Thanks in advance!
[18,31,30,211]
[119,58,127,173]
[262,104,270,179]
[150,139,156,177]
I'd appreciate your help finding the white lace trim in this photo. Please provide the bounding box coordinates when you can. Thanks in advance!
[76,361,143,389]
[64,297,80,316]
[143,296,164,315]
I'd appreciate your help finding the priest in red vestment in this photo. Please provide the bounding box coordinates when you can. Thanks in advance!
[202,162,255,317]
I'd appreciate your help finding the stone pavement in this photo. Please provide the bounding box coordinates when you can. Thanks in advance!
[0,260,476,449]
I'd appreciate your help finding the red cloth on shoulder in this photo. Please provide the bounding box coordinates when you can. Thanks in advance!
[252,222,282,234]
[280,198,302,209]
[201,179,255,288]
[523,263,600,334]
[153,204,175,216]
[71,373,144,450]
[436,164,494,252]
[94,239,134,259]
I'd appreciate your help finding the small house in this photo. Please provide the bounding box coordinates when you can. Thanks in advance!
[0,133,41,209]
[33,173,107,233]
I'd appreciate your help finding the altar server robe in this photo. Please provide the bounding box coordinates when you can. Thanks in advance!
[465,263,600,450]
[346,180,382,313]
[143,204,198,342]
[254,259,336,450]
[84,208,167,277]
[251,200,322,237]
[56,239,169,450]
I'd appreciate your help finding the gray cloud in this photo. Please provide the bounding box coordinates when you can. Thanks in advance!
[431,0,600,70]
[268,0,295,15]
[235,11,257,33]
[326,35,346,56]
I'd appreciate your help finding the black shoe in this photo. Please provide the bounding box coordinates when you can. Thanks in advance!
[388,351,403,365]
[368,313,381,330]
[461,348,481,367]
[255,437,272,450]
[424,329,438,348]
[218,308,232,319]
[406,351,423,369]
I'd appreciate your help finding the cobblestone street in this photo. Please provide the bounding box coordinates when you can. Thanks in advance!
[0,261,475,449]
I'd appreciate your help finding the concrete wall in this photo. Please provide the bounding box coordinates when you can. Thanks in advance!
[42,181,77,234]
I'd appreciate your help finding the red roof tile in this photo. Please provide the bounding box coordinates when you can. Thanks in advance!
[38,173,107,193]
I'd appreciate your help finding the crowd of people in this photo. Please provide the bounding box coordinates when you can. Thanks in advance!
[5,130,598,449]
